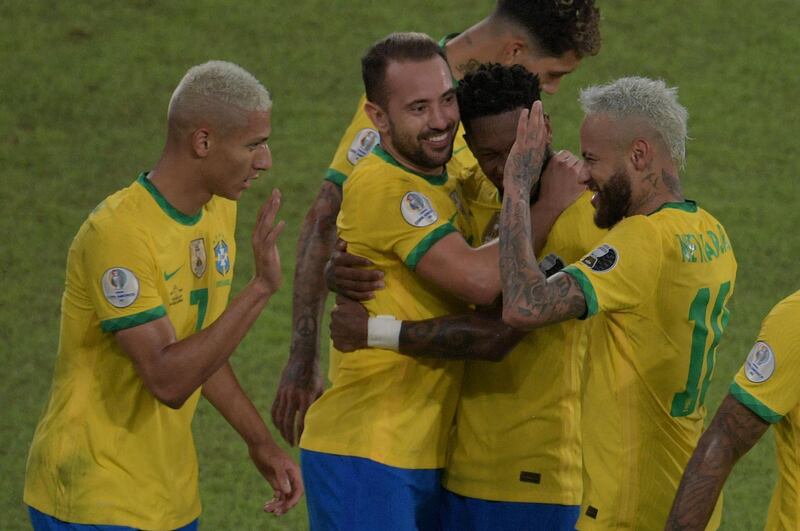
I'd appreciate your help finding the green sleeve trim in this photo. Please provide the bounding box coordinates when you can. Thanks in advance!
[729,381,783,424]
[562,265,599,319]
[100,306,167,332]
[405,222,458,270]
[323,168,347,187]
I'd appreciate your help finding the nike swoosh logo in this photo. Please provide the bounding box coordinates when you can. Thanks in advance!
[452,146,467,155]
[164,266,183,281]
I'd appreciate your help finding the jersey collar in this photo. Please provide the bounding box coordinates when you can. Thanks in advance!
[649,199,698,215]
[137,172,203,226]
[372,146,448,186]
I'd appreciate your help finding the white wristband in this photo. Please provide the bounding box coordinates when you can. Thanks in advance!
[367,315,402,351]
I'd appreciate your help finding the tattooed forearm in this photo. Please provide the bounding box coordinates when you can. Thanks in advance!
[499,186,586,329]
[665,394,770,530]
[399,311,527,362]
[289,181,343,361]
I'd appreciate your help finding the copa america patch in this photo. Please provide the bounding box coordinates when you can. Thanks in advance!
[400,191,438,227]
[101,267,140,308]
[744,341,776,383]
[581,244,618,273]
[347,128,380,165]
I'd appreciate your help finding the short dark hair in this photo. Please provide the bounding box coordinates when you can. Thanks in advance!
[495,0,601,58]
[361,32,448,108]
[457,63,541,130]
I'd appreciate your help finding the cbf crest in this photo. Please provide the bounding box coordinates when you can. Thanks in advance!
[214,239,231,275]
[190,238,207,278]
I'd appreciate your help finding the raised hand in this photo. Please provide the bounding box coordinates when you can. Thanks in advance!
[252,189,286,295]
[503,100,548,195]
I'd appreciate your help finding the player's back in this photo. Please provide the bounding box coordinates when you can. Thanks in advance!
[565,200,737,530]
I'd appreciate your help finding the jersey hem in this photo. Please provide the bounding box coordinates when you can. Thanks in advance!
[729,381,783,423]
[298,440,446,470]
[562,265,598,318]
[24,498,201,531]
[442,480,582,506]
[405,223,458,270]
[100,306,167,332]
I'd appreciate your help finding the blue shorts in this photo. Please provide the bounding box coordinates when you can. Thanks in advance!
[28,506,199,531]
[441,489,579,531]
[300,449,444,531]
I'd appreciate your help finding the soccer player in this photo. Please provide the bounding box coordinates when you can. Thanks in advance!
[497,78,737,529]
[665,290,800,531]
[23,61,302,530]
[328,63,603,530]
[272,0,602,446]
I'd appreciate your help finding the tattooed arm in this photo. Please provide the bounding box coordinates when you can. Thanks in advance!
[330,296,526,361]
[270,181,340,446]
[665,394,770,530]
[499,101,587,330]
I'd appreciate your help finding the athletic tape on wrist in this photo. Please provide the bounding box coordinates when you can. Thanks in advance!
[367,315,402,351]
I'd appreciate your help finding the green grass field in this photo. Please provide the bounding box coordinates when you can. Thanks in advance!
[2,1,798,529]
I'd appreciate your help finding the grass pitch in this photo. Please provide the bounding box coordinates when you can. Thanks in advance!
[2,1,798,529]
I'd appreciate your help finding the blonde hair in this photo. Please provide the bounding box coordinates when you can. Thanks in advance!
[580,77,688,166]
[168,60,271,135]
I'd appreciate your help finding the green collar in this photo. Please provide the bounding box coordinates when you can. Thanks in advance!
[137,172,202,226]
[650,199,698,215]
[372,146,448,186]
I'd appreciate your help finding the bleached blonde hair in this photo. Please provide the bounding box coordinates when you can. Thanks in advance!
[579,77,688,167]
[168,60,271,135]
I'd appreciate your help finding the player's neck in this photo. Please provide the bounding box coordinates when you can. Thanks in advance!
[148,157,212,217]
[631,165,685,216]
[445,17,504,81]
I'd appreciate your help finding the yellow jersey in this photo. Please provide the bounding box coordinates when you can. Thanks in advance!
[563,201,737,530]
[731,290,800,531]
[301,146,469,469]
[444,191,607,504]
[24,173,236,529]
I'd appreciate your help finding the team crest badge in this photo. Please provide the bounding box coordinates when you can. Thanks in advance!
[581,244,618,273]
[744,341,776,383]
[214,240,230,275]
[401,191,438,227]
[101,267,139,308]
[190,238,207,278]
[347,128,380,165]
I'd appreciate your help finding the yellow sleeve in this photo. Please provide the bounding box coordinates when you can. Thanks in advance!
[80,220,166,332]
[342,168,460,270]
[731,291,800,423]
[323,94,380,187]
[562,215,662,317]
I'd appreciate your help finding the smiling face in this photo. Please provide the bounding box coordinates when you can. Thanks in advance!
[579,113,635,228]
[371,56,460,174]
[206,109,272,200]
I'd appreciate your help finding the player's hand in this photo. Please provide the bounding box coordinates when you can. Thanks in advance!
[330,295,369,352]
[504,100,548,194]
[538,149,587,215]
[252,189,286,295]
[248,440,304,516]
[325,239,384,301]
[271,358,324,446]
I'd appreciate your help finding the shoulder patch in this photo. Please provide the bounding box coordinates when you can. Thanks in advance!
[400,191,438,227]
[581,244,618,273]
[101,267,140,308]
[744,341,776,383]
[347,128,380,165]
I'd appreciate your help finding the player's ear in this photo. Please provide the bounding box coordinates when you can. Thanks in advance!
[501,39,527,66]
[629,138,651,172]
[192,129,211,158]
[364,101,389,134]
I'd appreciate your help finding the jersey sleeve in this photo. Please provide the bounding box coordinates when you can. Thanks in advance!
[323,94,380,187]
[342,169,460,271]
[730,292,800,423]
[80,220,166,332]
[562,215,662,318]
